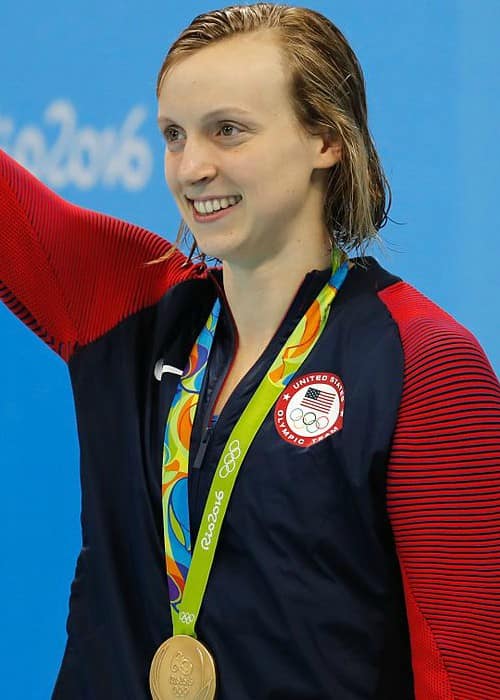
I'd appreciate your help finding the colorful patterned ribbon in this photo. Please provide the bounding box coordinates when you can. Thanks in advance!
[161,300,220,614]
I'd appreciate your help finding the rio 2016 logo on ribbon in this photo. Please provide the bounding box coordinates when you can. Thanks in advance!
[274,372,345,447]
[200,490,225,552]
[200,441,241,552]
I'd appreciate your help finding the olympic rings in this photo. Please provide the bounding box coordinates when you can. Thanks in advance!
[288,406,331,432]
[179,611,195,625]
[218,439,241,479]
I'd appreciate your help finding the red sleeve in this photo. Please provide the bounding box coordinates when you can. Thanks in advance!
[0,148,204,361]
[380,282,500,700]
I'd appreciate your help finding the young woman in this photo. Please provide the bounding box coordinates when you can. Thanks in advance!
[1,4,499,699]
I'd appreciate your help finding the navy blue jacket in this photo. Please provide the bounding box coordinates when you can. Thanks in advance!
[54,262,413,699]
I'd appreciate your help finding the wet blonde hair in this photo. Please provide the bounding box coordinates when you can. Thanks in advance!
[155,3,390,263]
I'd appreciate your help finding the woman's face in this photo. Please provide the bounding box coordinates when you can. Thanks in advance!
[158,31,340,267]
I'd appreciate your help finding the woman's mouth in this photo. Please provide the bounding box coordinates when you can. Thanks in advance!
[189,196,242,223]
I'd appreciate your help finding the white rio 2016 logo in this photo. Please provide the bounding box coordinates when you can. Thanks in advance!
[200,490,225,552]
[0,99,153,191]
[218,439,241,479]
[178,611,195,625]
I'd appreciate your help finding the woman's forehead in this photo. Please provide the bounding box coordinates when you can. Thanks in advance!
[159,33,288,113]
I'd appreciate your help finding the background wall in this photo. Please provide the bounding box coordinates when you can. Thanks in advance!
[0,1,498,697]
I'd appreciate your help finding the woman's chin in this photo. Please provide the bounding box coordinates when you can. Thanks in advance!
[195,236,243,264]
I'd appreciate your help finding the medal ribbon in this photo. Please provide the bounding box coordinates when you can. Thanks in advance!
[161,251,349,638]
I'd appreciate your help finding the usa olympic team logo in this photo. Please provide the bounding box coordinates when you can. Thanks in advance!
[274,372,345,447]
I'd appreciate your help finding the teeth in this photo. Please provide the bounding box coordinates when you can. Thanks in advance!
[193,195,241,215]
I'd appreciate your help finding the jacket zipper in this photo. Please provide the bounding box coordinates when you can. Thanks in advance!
[190,269,239,472]
[191,424,214,471]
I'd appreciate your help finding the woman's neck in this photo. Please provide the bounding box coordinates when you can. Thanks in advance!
[221,244,332,357]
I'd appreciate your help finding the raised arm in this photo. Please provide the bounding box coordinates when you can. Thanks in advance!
[381,281,500,699]
[0,149,199,361]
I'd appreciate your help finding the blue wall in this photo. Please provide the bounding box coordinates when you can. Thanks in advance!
[0,2,498,696]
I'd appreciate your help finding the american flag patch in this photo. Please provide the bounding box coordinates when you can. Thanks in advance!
[300,387,335,414]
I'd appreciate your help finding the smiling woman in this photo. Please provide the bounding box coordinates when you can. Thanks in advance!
[156,8,389,264]
[156,31,342,277]
[0,3,499,700]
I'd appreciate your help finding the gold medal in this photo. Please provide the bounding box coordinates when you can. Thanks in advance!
[149,634,216,700]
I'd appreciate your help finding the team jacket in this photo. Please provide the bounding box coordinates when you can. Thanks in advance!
[1,149,500,700]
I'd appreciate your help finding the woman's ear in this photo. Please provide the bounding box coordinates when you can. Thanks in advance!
[315,131,342,169]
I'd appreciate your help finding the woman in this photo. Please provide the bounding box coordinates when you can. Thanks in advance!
[1,4,499,699]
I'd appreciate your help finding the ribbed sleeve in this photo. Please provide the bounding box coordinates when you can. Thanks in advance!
[380,281,500,699]
[0,149,204,361]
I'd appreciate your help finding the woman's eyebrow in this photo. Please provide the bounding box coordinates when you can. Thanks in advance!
[158,106,254,125]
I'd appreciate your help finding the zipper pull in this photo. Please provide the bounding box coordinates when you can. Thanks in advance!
[154,359,184,382]
[192,425,214,471]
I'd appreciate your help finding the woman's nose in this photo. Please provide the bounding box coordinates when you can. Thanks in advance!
[176,138,218,186]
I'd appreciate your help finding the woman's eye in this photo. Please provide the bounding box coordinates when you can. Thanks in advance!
[219,124,241,137]
[164,127,180,143]
[163,123,241,144]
